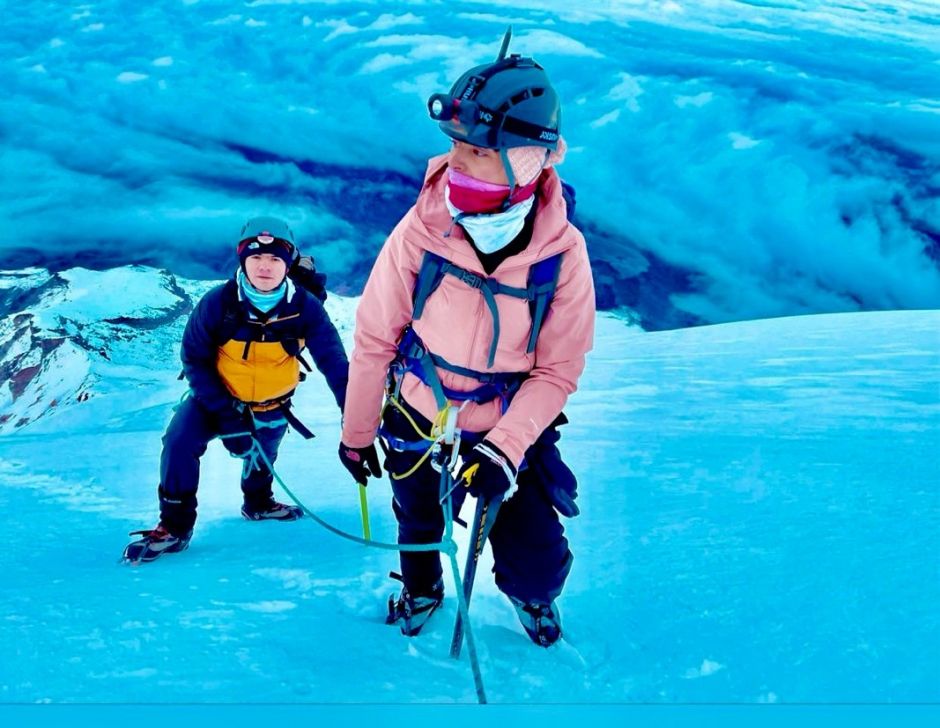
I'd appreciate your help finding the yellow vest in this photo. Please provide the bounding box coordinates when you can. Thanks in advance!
[216,338,305,409]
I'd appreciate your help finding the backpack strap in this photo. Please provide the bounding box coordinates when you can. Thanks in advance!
[217,279,243,345]
[411,250,564,368]
[560,181,577,224]
[412,252,448,320]
[222,280,310,367]
[525,253,563,353]
[438,260,528,368]
[280,338,313,372]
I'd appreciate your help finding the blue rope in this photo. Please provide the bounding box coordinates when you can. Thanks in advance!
[220,431,450,554]
[219,429,488,703]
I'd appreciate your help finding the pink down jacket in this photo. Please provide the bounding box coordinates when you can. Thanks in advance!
[341,154,596,468]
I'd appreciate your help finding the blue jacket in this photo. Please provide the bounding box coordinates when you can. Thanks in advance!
[181,277,348,414]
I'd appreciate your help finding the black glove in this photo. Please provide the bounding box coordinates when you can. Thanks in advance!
[458,441,517,501]
[339,442,382,486]
[215,401,255,456]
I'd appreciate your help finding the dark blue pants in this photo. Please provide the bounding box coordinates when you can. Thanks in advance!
[158,397,288,535]
[380,400,574,604]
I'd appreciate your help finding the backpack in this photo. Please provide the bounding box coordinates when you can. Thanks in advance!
[288,255,328,303]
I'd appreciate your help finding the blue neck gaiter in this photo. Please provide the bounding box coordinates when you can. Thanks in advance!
[237,269,286,314]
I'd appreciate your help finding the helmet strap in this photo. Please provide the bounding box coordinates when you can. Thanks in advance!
[499,147,517,213]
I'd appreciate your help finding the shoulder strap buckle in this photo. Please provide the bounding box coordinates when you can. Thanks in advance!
[446,263,485,290]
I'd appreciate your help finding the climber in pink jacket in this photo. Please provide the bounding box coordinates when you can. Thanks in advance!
[339,30,596,647]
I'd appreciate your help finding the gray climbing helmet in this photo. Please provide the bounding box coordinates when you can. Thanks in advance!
[427,27,561,152]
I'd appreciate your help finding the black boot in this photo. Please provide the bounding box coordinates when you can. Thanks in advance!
[241,498,303,521]
[509,597,562,647]
[122,525,192,563]
[386,578,445,636]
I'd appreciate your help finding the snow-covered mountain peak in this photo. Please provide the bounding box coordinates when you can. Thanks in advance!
[0,266,359,435]
[32,266,189,325]
[0,266,203,433]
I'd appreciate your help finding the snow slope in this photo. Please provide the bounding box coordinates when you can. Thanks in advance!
[0,267,936,704]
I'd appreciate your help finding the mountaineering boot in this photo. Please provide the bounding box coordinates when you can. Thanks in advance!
[240,498,303,521]
[386,578,445,637]
[122,525,192,563]
[509,597,563,647]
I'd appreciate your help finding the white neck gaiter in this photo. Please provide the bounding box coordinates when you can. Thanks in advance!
[445,187,535,255]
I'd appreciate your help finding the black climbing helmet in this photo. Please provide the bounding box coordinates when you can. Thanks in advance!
[427,27,561,153]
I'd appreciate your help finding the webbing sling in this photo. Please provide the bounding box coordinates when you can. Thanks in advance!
[411,251,563,368]
[278,400,316,440]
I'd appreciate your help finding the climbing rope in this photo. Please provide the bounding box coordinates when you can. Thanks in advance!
[220,404,491,704]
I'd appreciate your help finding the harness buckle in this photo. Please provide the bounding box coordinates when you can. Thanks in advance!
[454,268,485,289]
[397,325,426,358]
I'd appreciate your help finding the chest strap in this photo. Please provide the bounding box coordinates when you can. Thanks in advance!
[411,252,563,368]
